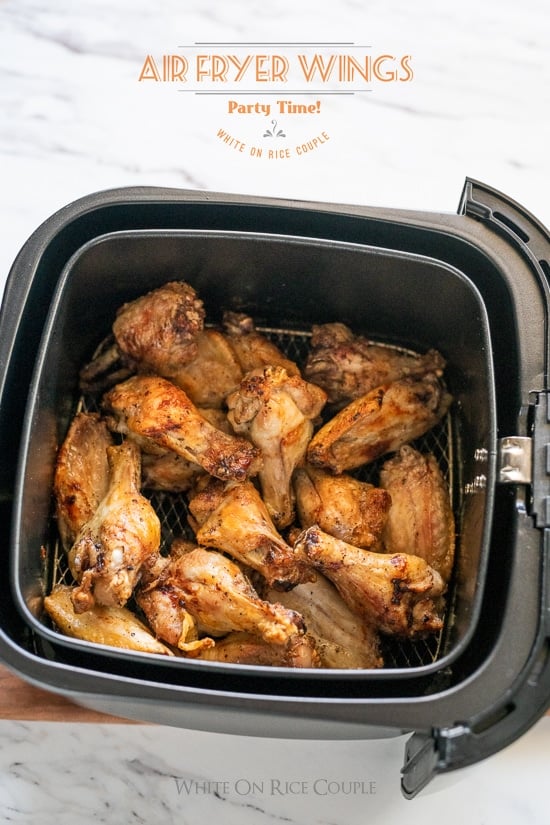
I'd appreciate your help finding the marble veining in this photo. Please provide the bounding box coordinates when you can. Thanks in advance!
[0,718,549,823]
[1,0,550,822]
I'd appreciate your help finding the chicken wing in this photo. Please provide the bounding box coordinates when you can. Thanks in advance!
[44,584,172,655]
[140,408,235,492]
[186,630,320,668]
[380,445,456,583]
[188,478,313,590]
[267,574,384,669]
[103,375,261,483]
[295,525,445,637]
[80,281,205,392]
[307,373,452,474]
[164,547,305,644]
[170,328,243,408]
[223,311,300,376]
[293,466,391,549]
[304,322,446,407]
[68,440,161,613]
[226,366,327,528]
[53,412,113,550]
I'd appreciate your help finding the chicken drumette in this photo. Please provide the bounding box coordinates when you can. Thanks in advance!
[293,465,391,550]
[188,478,313,590]
[223,311,300,376]
[153,547,306,644]
[80,280,205,392]
[307,373,452,474]
[226,366,327,528]
[380,445,456,583]
[53,412,113,550]
[304,322,446,408]
[68,440,161,613]
[295,525,445,637]
[171,328,243,408]
[103,375,261,483]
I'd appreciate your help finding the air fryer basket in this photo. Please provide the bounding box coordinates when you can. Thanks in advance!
[12,229,494,681]
[1,180,550,797]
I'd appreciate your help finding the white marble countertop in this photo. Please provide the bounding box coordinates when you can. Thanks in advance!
[1,0,550,822]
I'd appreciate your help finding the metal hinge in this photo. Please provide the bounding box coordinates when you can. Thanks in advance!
[497,436,533,485]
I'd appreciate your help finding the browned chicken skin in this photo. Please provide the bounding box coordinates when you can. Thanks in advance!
[380,445,456,583]
[267,574,384,669]
[186,630,320,668]
[53,412,113,550]
[170,328,243,408]
[227,366,327,528]
[293,465,391,549]
[103,375,261,483]
[80,281,205,392]
[188,478,313,590]
[140,408,235,492]
[304,322,446,408]
[295,525,445,637]
[307,373,451,474]
[163,547,305,644]
[223,311,301,376]
[68,440,161,613]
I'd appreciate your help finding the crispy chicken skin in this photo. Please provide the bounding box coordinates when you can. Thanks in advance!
[103,375,261,483]
[53,412,113,550]
[44,584,172,655]
[140,408,235,493]
[295,525,445,637]
[164,547,306,644]
[188,478,314,590]
[304,322,446,407]
[186,630,321,668]
[226,366,327,528]
[380,446,456,583]
[267,574,384,669]
[68,440,161,613]
[80,281,205,392]
[171,328,243,408]
[307,373,452,474]
[293,465,391,549]
[223,311,301,376]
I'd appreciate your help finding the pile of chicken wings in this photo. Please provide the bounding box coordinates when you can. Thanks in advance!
[45,279,455,670]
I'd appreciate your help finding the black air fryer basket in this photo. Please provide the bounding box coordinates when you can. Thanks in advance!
[1,179,549,798]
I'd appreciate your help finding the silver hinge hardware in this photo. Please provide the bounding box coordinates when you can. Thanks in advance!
[497,436,532,485]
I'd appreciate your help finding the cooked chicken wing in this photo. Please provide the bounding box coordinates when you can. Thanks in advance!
[136,581,215,654]
[304,322,446,407]
[44,584,172,655]
[171,328,243,408]
[53,412,113,550]
[226,367,327,528]
[103,375,261,483]
[307,373,452,474]
[267,574,384,669]
[188,478,313,590]
[141,408,235,492]
[223,311,300,376]
[295,525,445,637]
[186,630,320,668]
[79,281,205,392]
[164,547,305,644]
[68,440,161,613]
[380,445,455,583]
[293,466,391,550]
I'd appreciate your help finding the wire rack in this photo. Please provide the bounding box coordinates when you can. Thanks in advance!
[47,327,456,670]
